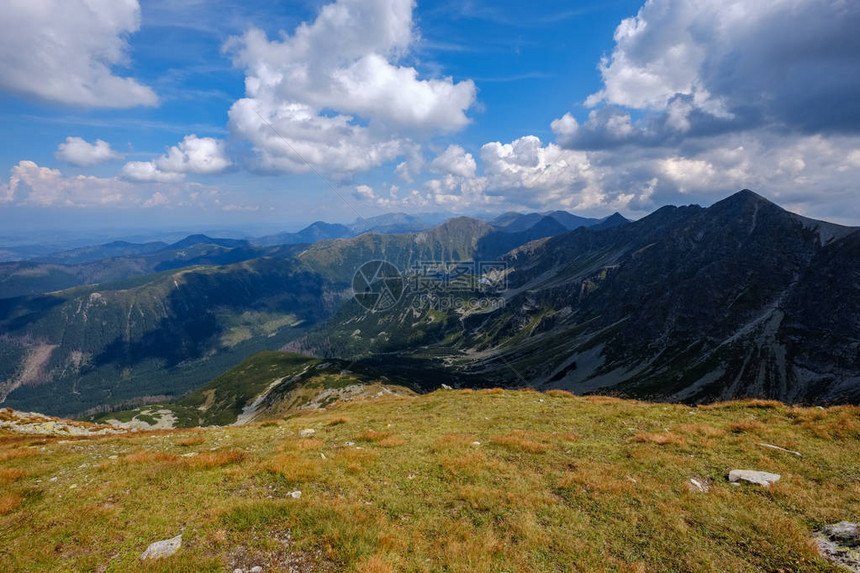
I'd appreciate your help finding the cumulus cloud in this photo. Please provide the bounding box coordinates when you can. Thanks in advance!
[394,146,425,183]
[120,135,231,182]
[153,135,231,175]
[0,0,157,108]
[55,137,123,166]
[225,0,476,175]
[481,136,604,209]
[559,0,860,149]
[228,98,403,176]
[0,161,239,210]
[120,161,185,183]
[532,0,860,222]
[430,145,477,178]
[5,160,130,207]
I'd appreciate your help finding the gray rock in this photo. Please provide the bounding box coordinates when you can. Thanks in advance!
[298,428,316,438]
[823,522,860,547]
[250,567,264,573]
[139,534,182,560]
[728,469,781,487]
[815,522,860,571]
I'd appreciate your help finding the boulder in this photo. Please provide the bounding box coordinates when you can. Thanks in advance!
[728,469,781,487]
[139,534,182,560]
[298,429,316,438]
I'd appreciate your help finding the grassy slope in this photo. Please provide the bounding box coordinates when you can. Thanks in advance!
[90,351,417,428]
[2,392,859,572]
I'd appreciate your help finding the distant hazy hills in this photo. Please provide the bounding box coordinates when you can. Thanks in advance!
[1,191,857,417]
[0,207,595,416]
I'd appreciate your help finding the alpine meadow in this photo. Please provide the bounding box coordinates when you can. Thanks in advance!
[1,0,859,571]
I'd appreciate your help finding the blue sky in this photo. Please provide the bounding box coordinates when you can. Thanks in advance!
[1,0,859,237]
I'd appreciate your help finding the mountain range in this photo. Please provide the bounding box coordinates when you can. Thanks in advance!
[0,190,857,419]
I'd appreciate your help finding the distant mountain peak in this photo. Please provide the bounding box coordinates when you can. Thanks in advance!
[169,234,249,250]
[717,189,776,207]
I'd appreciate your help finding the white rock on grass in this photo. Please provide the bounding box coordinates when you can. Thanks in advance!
[728,469,781,487]
[689,478,710,493]
[139,535,182,560]
[298,429,316,438]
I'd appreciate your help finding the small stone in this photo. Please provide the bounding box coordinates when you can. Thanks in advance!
[345,441,355,446]
[472,441,481,446]
[139,534,182,560]
[250,567,264,573]
[233,569,244,573]
[298,429,316,438]
[108,455,118,460]
[689,478,709,493]
[728,469,781,487]
[290,490,302,499]
[440,384,452,390]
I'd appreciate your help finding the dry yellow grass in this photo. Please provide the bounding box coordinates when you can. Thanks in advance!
[0,493,22,515]
[357,554,395,573]
[0,448,39,462]
[0,467,25,484]
[544,389,575,398]
[355,430,392,442]
[631,431,686,445]
[178,435,205,446]
[729,420,766,433]
[675,423,726,437]
[376,436,404,447]
[431,432,478,452]
[266,452,322,481]
[490,430,549,453]
[187,450,246,469]
[124,451,179,464]
[284,438,325,451]
[327,416,351,426]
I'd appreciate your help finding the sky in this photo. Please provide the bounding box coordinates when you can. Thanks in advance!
[1,0,859,237]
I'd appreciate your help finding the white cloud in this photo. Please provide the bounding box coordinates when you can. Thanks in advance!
[120,134,231,182]
[394,146,425,183]
[430,145,477,178]
[353,184,376,201]
[574,0,860,142]
[225,0,476,175]
[120,161,185,183]
[0,161,238,210]
[228,98,402,176]
[153,135,231,175]
[142,191,170,208]
[481,136,603,209]
[0,0,157,108]
[5,160,129,206]
[550,113,579,147]
[55,137,123,166]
